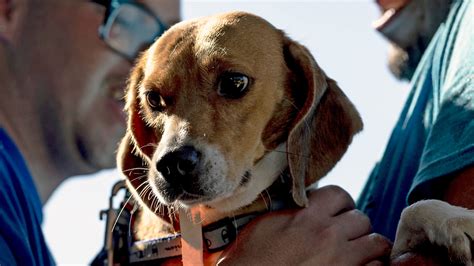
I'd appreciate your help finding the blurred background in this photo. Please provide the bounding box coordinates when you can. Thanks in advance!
[43,0,409,264]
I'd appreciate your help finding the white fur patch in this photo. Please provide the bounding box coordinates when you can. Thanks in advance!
[207,143,288,212]
[154,116,190,160]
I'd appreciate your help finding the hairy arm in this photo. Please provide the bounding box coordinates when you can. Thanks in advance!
[443,165,474,208]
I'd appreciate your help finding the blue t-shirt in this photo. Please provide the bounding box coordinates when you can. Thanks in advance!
[0,128,55,265]
[357,0,474,241]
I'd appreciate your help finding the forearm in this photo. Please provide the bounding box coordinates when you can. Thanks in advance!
[442,165,474,208]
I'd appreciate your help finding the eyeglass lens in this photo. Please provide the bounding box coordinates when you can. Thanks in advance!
[104,4,162,59]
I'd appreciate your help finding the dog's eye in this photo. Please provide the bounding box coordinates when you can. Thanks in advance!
[217,72,249,99]
[145,91,164,111]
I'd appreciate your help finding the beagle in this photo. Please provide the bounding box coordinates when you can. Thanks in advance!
[118,11,362,264]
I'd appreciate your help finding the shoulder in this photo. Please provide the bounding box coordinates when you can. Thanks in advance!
[407,0,474,203]
[442,0,473,95]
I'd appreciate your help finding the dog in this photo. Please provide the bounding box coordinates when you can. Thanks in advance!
[117,11,363,264]
[117,12,474,264]
[116,10,474,266]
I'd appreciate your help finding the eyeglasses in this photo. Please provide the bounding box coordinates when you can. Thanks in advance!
[92,0,168,60]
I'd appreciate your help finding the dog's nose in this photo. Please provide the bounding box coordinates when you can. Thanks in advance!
[156,146,201,184]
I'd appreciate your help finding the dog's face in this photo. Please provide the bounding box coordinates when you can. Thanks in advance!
[119,12,363,214]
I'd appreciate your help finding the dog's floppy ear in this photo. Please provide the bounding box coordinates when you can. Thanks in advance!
[283,37,363,207]
[117,52,158,201]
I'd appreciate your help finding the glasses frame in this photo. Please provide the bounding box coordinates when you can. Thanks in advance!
[91,0,168,60]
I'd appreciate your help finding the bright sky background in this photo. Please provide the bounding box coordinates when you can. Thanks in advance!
[43,1,409,264]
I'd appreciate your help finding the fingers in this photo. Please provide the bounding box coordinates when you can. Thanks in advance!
[221,185,390,266]
[307,185,356,216]
[350,233,392,265]
[365,260,384,266]
[335,209,372,240]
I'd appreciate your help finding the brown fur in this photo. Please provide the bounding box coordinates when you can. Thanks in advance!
[117,11,363,262]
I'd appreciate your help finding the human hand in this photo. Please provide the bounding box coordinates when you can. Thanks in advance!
[391,252,446,266]
[218,185,391,265]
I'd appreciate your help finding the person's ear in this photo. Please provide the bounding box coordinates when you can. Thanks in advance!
[0,0,23,42]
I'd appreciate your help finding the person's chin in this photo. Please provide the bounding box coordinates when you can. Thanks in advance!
[387,42,420,81]
[80,153,116,175]
[90,154,116,171]
[75,135,119,174]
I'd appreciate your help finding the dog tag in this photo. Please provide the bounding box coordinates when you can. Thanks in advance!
[179,208,204,266]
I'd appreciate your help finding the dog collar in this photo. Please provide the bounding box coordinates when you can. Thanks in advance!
[129,212,256,263]
[129,198,288,263]
[92,179,291,265]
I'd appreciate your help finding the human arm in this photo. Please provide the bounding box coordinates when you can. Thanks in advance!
[390,0,474,262]
[443,165,474,208]
[218,185,391,265]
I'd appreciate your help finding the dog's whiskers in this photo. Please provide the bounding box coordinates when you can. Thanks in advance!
[158,204,165,215]
[230,212,238,234]
[167,204,180,231]
[123,166,149,173]
[168,204,179,219]
[193,211,205,225]
[264,148,311,159]
[259,190,270,211]
[137,182,151,200]
[123,166,149,184]
[132,180,151,200]
[129,173,149,183]
[278,166,287,183]
[157,203,165,217]
[140,185,163,215]
[149,193,166,218]
[110,193,134,233]
[139,186,151,201]
[153,200,160,214]
[140,143,158,150]
[146,187,155,201]
[281,97,300,112]
[147,186,162,217]
[282,96,312,137]
[225,203,239,238]
[151,194,158,213]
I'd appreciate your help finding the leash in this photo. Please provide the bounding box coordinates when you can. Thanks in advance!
[92,172,293,265]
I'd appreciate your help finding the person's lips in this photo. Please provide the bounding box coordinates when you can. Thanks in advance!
[372,8,397,30]
[373,0,411,30]
[376,0,411,11]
